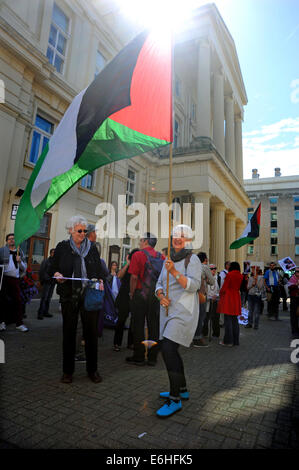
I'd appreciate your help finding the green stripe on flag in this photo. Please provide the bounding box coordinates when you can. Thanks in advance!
[230,236,255,250]
[15,119,170,246]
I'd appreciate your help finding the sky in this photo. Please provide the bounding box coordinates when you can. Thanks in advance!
[111,0,299,180]
[212,0,299,179]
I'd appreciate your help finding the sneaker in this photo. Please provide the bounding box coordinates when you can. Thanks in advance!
[193,339,209,348]
[126,356,146,366]
[219,341,233,347]
[159,391,189,400]
[0,322,6,331]
[244,324,252,329]
[75,354,86,363]
[113,345,121,352]
[156,399,182,418]
[16,324,29,332]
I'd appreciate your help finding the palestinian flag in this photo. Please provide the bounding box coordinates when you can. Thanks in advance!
[15,30,172,246]
[230,203,261,249]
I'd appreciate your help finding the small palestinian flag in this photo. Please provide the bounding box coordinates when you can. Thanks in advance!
[230,203,261,249]
[15,30,172,246]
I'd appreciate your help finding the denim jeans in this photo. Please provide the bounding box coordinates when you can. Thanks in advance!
[248,294,262,328]
[223,315,239,345]
[194,302,207,340]
[38,282,55,316]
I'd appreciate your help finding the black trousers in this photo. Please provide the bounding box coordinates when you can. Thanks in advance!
[38,282,55,316]
[130,290,160,362]
[267,286,280,318]
[61,299,99,375]
[160,337,187,399]
[113,296,133,347]
[223,315,239,345]
[202,300,220,338]
[290,297,299,335]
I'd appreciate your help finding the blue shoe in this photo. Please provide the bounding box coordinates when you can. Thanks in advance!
[159,391,189,400]
[156,399,182,418]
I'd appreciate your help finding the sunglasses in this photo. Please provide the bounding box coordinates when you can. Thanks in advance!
[76,229,88,234]
[211,267,217,270]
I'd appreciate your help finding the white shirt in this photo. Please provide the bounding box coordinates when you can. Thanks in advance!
[111,275,119,299]
[219,269,228,289]
[4,254,20,278]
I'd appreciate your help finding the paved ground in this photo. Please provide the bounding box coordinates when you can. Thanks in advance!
[0,299,298,450]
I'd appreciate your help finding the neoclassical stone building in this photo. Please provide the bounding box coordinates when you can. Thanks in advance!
[0,0,249,273]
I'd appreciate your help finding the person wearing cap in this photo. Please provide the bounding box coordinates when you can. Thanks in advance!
[126,232,165,366]
[155,225,202,418]
[202,264,220,339]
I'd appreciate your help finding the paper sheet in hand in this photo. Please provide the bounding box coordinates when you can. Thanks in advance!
[53,276,90,281]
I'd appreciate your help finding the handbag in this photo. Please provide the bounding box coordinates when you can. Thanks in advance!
[84,280,104,311]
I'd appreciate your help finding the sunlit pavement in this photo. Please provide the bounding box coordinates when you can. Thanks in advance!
[0,299,298,449]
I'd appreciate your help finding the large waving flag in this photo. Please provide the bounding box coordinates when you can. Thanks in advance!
[230,203,261,250]
[15,30,172,246]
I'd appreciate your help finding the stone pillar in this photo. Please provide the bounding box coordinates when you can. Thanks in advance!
[213,67,225,158]
[193,192,211,256]
[225,213,237,262]
[210,203,226,268]
[235,115,244,182]
[197,38,211,138]
[225,94,235,172]
[235,221,246,268]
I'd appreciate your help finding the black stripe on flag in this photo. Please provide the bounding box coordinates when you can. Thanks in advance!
[75,30,148,163]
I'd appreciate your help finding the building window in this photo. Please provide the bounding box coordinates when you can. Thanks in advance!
[175,75,181,98]
[247,245,254,255]
[174,118,181,148]
[248,208,254,221]
[293,196,299,203]
[271,220,277,228]
[250,198,256,206]
[47,3,70,73]
[295,210,299,221]
[270,212,278,221]
[296,245,299,256]
[191,100,196,121]
[269,197,278,204]
[80,172,94,190]
[29,114,54,164]
[295,227,299,238]
[271,245,278,256]
[95,50,106,77]
[121,235,131,265]
[126,168,136,206]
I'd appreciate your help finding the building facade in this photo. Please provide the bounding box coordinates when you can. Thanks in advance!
[0,0,249,273]
[244,168,299,266]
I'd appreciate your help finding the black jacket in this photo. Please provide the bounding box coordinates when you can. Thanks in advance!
[48,240,107,301]
[39,257,54,284]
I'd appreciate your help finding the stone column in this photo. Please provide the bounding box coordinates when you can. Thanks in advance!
[225,213,237,262]
[225,94,235,172]
[193,192,211,256]
[235,115,244,182]
[235,221,246,268]
[210,203,226,268]
[197,38,211,138]
[213,67,225,158]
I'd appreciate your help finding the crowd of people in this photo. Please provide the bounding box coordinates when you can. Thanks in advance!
[0,216,298,418]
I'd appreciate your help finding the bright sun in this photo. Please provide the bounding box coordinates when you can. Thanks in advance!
[114,0,211,32]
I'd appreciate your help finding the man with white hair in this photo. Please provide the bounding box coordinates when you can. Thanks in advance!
[50,215,107,384]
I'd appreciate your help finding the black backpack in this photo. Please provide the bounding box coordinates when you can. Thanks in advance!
[140,250,164,301]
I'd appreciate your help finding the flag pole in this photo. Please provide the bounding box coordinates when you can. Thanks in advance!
[166,143,173,316]
[166,31,175,317]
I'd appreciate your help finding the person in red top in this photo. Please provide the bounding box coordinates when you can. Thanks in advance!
[126,233,165,366]
[217,262,243,347]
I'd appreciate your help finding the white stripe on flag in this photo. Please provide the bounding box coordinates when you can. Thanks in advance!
[31,88,86,208]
